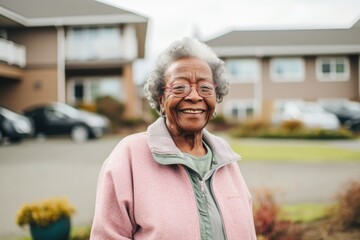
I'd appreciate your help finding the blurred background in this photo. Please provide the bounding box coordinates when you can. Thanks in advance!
[0,0,360,239]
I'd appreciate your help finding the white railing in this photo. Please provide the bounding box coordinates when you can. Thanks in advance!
[0,38,26,67]
[65,25,138,61]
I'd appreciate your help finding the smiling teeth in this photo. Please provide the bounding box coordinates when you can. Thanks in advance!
[182,109,203,114]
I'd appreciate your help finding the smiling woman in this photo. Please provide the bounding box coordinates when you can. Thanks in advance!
[90,38,256,240]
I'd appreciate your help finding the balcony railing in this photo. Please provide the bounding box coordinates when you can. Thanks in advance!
[0,38,26,67]
[65,25,138,61]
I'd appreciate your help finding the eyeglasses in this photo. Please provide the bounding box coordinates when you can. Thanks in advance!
[164,82,217,98]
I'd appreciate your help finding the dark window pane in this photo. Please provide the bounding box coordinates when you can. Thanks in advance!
[322,63,331,73]
[74,84,84,100]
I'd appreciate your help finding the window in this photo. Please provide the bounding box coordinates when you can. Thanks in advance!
[225,59,260,83]
[316,57,350,81]
[224,100,256,120]
[270,58,305,82]
[67,77,124,105]
[66,27,122,60]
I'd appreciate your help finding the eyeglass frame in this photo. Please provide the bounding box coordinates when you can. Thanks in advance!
[163,82,217,98]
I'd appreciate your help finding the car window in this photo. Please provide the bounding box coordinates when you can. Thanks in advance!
[45,109,68,120]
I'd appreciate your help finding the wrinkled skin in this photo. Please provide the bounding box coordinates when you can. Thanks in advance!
[159,57,216,156]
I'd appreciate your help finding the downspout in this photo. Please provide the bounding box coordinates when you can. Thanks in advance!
[56,26,66,102]
[254,58,263,117]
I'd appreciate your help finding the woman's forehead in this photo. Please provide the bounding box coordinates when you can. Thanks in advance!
[165,58,212,77]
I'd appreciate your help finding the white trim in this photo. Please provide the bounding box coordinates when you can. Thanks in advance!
[359,55,360,98]
[225,58,261,83]
[270,57,305,82]
[223,99,259,120]
[0,5,147,27]
[0,6,27,25]
[57,26,65,102]
[213,45,360,57]
[315,56,350,82]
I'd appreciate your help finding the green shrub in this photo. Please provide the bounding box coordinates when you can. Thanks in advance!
[96,96,125,132]
[210,114,226,124]
[120,118,146,128]
[280,120,304,132]
[233,125,354,140]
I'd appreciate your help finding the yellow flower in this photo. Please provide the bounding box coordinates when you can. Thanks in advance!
[16,197,75,227]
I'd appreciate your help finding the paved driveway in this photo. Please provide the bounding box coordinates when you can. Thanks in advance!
[0,136,359,238]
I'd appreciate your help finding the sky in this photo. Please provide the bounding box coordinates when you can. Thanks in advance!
[99,0,360,83]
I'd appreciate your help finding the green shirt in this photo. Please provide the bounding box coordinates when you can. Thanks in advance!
[184,142,226,240]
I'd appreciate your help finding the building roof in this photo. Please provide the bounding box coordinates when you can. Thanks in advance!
[206,18,360,57]
[0,0,148,27]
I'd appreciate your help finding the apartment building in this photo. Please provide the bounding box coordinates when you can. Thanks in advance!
[206,18,360,121]
[0,0,148,118]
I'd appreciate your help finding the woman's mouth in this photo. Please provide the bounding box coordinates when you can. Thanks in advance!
[180,109,205,114]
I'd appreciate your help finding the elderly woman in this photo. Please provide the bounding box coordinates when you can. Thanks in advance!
[90,38,256,240]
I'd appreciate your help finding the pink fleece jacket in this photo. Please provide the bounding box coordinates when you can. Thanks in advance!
[90,118,256,240]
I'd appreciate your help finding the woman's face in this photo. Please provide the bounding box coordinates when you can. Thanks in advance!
[159,57,216,134]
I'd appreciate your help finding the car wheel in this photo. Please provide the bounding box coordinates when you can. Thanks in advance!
[71,125,89,143]
[0,130,3,143]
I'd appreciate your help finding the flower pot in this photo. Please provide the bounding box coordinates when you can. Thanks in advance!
[30,217,71,240]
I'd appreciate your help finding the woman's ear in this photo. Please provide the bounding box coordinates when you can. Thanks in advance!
[158,96,164,108]
[158,96,164,114]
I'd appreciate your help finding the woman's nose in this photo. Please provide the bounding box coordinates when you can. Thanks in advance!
[185,85,202,101]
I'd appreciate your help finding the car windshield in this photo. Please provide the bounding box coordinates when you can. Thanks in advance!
[54,103,80,118]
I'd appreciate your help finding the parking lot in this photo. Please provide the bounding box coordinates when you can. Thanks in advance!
[1,136,360,238]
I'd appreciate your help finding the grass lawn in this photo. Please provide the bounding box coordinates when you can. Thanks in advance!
[229,139,360,162]
[281,203,331,223]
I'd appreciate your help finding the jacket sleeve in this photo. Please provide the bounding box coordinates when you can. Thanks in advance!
[90,141,136,240]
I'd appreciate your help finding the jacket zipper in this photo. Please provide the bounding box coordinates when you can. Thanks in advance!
[199,179,207,201]
[210,166,229,240]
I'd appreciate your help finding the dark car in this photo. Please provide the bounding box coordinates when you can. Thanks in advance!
[0,107,34,143]
[24,102,110,142]
[322,101,360,133]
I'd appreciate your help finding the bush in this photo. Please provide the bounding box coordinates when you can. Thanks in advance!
[280,120,304,132]
[232,119,270,137]
[96,96,125,132]
[331,180,360,230]
[232,123,355,140]
[253,189,302,240]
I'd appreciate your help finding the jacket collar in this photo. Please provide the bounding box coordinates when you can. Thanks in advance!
[147,117,241,167]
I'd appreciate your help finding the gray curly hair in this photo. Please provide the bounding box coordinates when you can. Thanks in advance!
[143,37,229,114]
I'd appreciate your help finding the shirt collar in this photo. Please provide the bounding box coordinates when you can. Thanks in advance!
[147,117,241,167]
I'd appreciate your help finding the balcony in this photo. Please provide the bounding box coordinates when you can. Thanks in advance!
[0,38,26,67]
[65,25,138,62]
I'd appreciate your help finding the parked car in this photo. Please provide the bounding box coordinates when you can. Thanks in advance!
[0,106,34,143]
[272,102,340,130]
[321,101,360,133]
[24,102,110,142]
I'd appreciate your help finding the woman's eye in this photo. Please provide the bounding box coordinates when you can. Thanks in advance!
[199,85,213,92]
[172,85,186,92]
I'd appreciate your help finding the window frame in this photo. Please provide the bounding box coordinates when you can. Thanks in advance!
[223,99,257,120]
[270,57,305,82]
[225,58,261,83]
[316,57,350,82]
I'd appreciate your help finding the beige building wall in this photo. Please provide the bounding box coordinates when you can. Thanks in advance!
[262,56,358,100]
[2,27,59,111]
